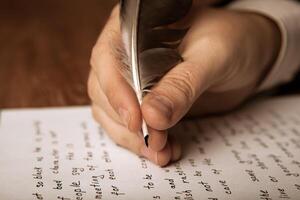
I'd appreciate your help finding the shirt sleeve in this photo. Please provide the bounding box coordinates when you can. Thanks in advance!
[226,0,300,91]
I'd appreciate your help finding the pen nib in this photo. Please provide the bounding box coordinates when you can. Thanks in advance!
[144,135,149,147]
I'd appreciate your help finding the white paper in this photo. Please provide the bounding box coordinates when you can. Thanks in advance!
[0,96,300,200]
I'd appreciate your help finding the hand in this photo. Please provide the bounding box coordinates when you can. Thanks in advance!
[88,5,281,166]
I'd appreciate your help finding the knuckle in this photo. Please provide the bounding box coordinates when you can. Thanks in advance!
[208,36,223,50]
[104,87,120,111]
[109,5,120,20]
[197,35,235,84]
[90,46,101,70]
[90,35,120,72]
[164,69,196,104]
[105,86,116,101]
[198,34,231,60]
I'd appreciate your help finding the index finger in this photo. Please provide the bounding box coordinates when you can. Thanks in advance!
[90,5,142,133]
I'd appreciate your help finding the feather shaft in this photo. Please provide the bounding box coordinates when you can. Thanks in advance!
[129,0,150,144]
[120,0,192,145]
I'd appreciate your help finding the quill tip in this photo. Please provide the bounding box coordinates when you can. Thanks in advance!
[142,119,149,147]
[144,135,149,147]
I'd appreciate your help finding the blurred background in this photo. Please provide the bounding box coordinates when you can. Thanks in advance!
[0,0,117,108]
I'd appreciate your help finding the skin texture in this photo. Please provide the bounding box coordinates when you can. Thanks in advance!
[88,2,281,166]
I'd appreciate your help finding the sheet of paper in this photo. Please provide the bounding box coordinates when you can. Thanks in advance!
[0,96,300,200]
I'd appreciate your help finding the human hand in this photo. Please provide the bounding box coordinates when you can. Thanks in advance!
[88,4,281,166]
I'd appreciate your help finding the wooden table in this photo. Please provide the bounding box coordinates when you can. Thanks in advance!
[0,0,117,108]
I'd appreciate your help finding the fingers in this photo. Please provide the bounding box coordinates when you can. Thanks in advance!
[90,6,142,133]
[92,104,180,166]
[142,59,223,131]
[148,128,168,152]
[92,103,143,155]
[88,70,123,125]
[89,5,183,164]
[141,12,239,130]
[89,68,169,153]
[140,143,172,167]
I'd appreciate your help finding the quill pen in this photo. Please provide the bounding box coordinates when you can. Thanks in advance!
[120,0,192,145]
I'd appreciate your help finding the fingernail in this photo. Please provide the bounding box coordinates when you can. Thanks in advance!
[118,108,130,128]
[147,94,173,120]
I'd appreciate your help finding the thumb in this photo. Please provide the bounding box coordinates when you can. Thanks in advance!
[142,58,223,130]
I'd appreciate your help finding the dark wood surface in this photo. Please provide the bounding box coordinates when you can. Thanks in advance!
[0,0,117,108]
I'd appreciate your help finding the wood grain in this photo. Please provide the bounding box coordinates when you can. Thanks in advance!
[0,0,117,108]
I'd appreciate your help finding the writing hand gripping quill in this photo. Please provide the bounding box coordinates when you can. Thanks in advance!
[119,0,192,146]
